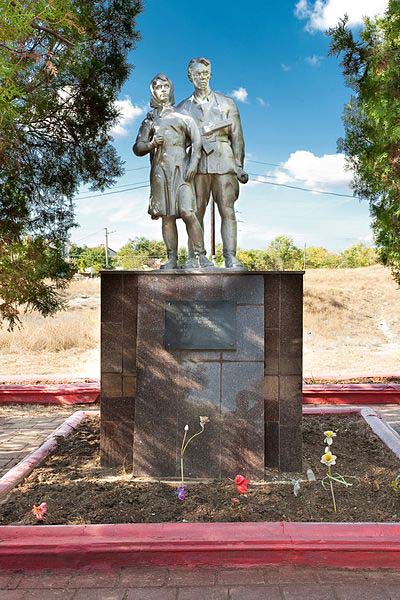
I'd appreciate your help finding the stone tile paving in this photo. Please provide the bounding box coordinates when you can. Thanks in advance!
[0,566,399,599]
[0,405,97,478]
[374,405,400,436]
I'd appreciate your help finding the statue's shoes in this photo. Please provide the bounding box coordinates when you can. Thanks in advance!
[198,255,214,269]
[160,258,178,270]
[224,255,248,271]
[182,257,200,270]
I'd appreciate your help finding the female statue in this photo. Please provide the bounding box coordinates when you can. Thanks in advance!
[133,73,213,269]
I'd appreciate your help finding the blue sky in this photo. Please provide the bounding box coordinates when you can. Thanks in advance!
[71,0,388,252]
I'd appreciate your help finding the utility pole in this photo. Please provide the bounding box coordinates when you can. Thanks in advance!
[104,228,116,269]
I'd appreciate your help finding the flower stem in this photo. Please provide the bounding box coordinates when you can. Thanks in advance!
[180,428,188,486]
[328,465,337,512]
[182,426,204,455]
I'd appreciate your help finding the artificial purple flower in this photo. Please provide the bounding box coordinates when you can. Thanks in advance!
[175,485,188,501]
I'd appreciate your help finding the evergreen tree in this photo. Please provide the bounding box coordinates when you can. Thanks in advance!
[0,0,142,327]
[328,1,400,282]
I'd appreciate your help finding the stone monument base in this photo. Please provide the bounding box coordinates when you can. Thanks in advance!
[100,271,303,478]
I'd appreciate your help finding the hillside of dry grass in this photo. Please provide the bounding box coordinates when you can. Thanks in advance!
[0,266,399,381]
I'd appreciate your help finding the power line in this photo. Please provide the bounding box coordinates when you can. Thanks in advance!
[246,159,283,168]
[247,175,357,199]
[77,183,150,200]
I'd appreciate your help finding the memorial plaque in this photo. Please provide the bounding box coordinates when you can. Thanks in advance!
[165,301,236,350]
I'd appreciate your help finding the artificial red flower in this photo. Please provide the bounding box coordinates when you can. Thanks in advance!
[32,502,47,521]
[234,474,250,495]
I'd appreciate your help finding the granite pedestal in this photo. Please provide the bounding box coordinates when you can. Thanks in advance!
[100,271,303,478]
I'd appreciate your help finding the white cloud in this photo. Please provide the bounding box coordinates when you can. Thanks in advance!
[305,55,324,67]
[231,87,249,103]
[256,97,268,107]
[295,0,388,31]
[110,97,144,137]
[281,63,291,72]
[273,150,353,190]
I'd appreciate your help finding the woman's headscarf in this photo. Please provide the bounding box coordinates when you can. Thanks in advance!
[150,73,175,109]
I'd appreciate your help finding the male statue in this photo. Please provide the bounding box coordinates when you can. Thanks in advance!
[177,57,248,270]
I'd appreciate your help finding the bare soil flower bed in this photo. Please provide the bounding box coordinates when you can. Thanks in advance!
[1,415,399,525]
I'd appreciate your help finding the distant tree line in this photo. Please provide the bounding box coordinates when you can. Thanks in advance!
[69,236,378,275]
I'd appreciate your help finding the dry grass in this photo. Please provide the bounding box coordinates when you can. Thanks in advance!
[0,266,399,380]
[304,265,400,377]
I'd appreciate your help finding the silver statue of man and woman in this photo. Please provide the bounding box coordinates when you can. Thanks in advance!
[133,57,248,270]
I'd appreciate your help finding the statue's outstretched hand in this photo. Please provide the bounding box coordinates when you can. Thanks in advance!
[237,168,249,184]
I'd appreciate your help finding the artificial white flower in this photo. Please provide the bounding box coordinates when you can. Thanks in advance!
[184,424,189,431]
[199,416,210,426]
[321,450,337,467]
[324,430,336,445]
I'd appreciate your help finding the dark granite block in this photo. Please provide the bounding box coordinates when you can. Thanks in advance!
[100,396,134,469]
[177,361,221,478]
[264,275,280,329]
[101,322,123,373]
[133,358,179,477]
[279,396,302,427]
[264,375,279,421]
[221,362,264,478]
[280,354,302,376]
[279,375,302,402]
[279,424,303,472]
[123,375,137,397]
[101,273,123,323]
[265,421,279,468]
[279,374,302,427]
[122,275,138,374]
[171,350,221,362]
[280,274,303,337]
[264,328,279,375]
[122,275,138,321]
[101,396,135,422]
[223,275,264,304]
[100,420,134,469]
[101,373,122,397]
[180,275,223,300]
[222,306,264,361]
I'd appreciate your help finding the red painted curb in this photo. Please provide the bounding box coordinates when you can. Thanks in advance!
[0,522,399,570]
[0,383,99,405]
[0,411,88,498]
[303,384,400,405]
[1,383,399,405]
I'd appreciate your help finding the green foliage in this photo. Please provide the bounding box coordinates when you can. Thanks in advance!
[69,244,112,275]
[265,236,303,270]
[306,247,340,269]
[0,0,142,327]
[339,243,378,268]
[117,237,166,270]
[328,1,400,283]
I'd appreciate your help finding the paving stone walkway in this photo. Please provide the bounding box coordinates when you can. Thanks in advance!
[0,565,400,599]
[0,405,95,478]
